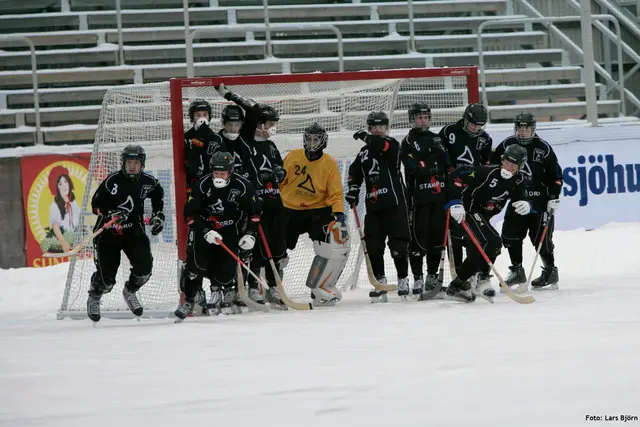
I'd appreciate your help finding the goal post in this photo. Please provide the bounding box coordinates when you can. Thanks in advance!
[58,67,478,320]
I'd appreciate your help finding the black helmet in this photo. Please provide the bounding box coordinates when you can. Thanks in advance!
[258,104,280,123]
[188,99,212,123]
[502,144,527,168]
[366,111,389,128]
[121,144,146,180]
[303,122,328,153]
[221,104,244,123]
[463,103,488,136]
[514,112,537,145]
[408,102,431,130]
[210,151,235,175]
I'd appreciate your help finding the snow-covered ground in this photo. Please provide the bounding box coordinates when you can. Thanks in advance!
[1,222,639,427]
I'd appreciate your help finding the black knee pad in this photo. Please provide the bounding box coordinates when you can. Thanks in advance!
[90,271,116,295]
[126,272,151,293]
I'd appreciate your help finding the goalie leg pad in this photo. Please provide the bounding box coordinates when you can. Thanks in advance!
[306,235,350,301]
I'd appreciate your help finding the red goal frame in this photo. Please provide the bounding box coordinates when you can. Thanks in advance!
[169,66,479,260]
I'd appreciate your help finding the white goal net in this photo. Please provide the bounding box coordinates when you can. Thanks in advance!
[58,68,476,319]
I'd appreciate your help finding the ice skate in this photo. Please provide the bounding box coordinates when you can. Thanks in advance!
[369,276,388,303]
[266,287,288,310]
[221,289,241,315]
[420,273,444,300]
[473,272,495,303]
[248,286,265,305]
[87,292,102,324]
[174,299,194,322]
[192,288,209,316]
[207,286,223,315]
[446,277,476,303]
[531,266,559,290]
[412,275,424,296]
[397,277,410,299]
[122,285,143,317]
[501,265,526,293]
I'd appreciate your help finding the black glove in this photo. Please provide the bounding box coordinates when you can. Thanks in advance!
[271,165,286,183]
[107,209,129,225]
[353,130,368,141]
[149,211,165,236]
[345,184,360,207]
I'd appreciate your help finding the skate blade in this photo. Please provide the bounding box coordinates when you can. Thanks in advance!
[444,293,476,303]
[174,317,185,323]
[531,283,559,291]
[475,293,495,303]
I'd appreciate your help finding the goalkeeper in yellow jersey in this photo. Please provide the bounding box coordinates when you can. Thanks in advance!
[279,123,350,306]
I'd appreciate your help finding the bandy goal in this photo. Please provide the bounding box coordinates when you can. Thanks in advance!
[58,67,479,319]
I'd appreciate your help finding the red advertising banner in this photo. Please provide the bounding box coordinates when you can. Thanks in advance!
[21,154,92,267]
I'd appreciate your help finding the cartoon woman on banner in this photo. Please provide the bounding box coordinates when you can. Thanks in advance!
[47,166,81,253]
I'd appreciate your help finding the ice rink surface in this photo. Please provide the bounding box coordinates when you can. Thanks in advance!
[1,222,639,427]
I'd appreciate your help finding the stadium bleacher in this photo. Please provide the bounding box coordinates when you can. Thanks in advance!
[0,0,624,146]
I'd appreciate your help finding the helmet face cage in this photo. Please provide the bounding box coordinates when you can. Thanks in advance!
[463,103,488,136]
[514,113,536,145]
[121,145,146,179]
[408,103,431,130]
[188,100,212,123]
[303,124,328,152]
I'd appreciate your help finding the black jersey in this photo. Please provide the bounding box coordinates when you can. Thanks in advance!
[91,170,164,236]
[348,134,407,212]
[438,119,492,168]
[400,129,448,206]
[492,135,563,211]
[211,130,252,181]
[184,125,220,190]
[449,165,528,219]
[185,174,261,238]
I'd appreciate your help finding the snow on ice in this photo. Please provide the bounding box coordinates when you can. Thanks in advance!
[1,223,639,427]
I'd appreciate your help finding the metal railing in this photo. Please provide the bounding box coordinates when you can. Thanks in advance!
[0,35,42,145]
[184,24,344,78]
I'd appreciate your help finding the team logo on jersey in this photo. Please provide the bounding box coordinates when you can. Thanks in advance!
[228,188,241,204]
[191,138,205,148]
[140,184,154,199]
[206,141,219,155]
[456,145,475,165]
[520,161,533,177]
[533,148,545,163]
[297,174,316,193]
[117,195,135,214]
[209,199,224,215]
[260,155,272,172]
[367,185,388,203]
[476,137,487,151]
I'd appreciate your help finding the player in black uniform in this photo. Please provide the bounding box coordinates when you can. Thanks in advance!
[184,100,219,194]
[347,111,411,303]
[174,152,262,320]
[446,144,531,301]
[87,145,165,322]
[492,113,562,290]
[400,102,448,298]
[439,103,493,286]
[215,83,287,308]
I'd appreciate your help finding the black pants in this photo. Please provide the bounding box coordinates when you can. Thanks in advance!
[409,202,446,277]
[182,228,239,300]
[90,232,153,295]
[457,213,502,282]
[248,208,287,288]
[502,209,555,267]
[364,203,410,279]
[283,206,333,249]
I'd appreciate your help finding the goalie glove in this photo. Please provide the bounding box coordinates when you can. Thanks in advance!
[204,230,222,245]
[238,234,256,251]
[512,200,532,216]
[345,185,360,207]
[449,204,466,224]
[329,213,349,244]
[149,211,165,236]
